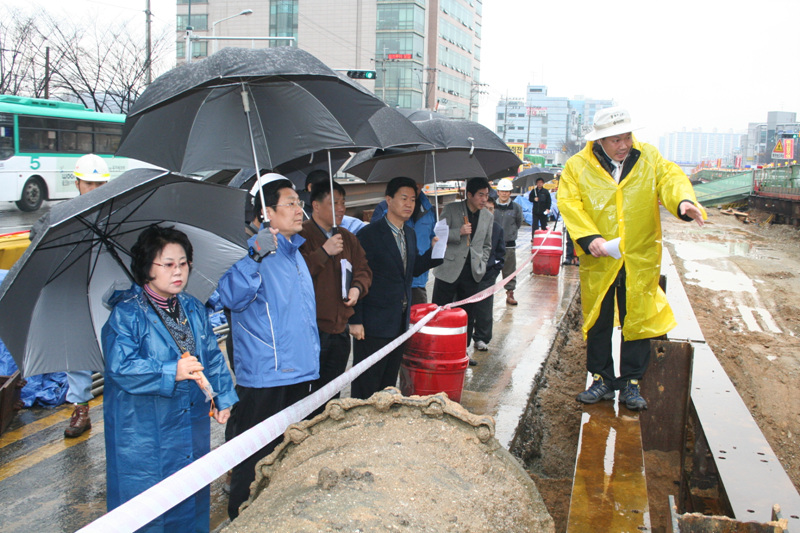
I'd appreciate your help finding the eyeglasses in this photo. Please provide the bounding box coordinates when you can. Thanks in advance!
[272,199,305,210]
[153,261,191,272]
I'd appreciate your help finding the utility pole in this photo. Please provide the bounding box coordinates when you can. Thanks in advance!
[469,80,487,121]
[525,107,532,146]
[145,0,152,85]
[355,0,362,68]
[502,91,509,142]
[424,67,437,110]
[185,0,193,63]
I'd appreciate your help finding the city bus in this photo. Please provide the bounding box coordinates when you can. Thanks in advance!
[0,95,150,211]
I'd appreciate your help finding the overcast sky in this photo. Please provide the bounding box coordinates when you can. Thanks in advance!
[8,0,800,144]
[479,0,800,143]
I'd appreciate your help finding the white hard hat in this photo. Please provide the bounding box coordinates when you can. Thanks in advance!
[497,178,514,191]
[248,172,293,197]
[584,106,644,141]
[74,154,110,182]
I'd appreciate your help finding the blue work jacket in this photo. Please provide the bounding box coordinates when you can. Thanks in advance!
[217,232,320,388]
[102,284,237,533]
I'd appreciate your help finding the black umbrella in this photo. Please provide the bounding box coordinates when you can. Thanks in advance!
[0,169,248,377]
[344,113,522,183]
[344,111,521,216]
[513,166,555,190]
[117,47,430,227]
[205,148,354,191]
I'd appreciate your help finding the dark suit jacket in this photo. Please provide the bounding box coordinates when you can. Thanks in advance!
[528,187,552,215]
[483,221,506,282]
[351,218,442,339]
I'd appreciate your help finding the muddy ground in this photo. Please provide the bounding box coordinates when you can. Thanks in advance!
[516,208,800,532]
[661,208,800,491]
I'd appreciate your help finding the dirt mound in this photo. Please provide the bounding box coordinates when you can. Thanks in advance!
[225,390,554,533]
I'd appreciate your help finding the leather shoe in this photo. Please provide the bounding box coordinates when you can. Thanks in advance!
[64,403,91,438]
[506,290,518,305]
[468,357,478,366]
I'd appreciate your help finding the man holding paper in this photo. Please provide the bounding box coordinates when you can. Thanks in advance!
[432,177,494,365]
[299,181,372,409]
[558,106,705,411]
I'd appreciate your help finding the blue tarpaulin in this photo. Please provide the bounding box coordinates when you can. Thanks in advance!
[1,269,69,408]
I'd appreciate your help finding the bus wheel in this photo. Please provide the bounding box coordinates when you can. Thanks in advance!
[16,177,46,212]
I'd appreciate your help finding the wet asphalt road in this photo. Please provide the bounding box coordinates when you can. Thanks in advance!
[0,202,54,234]
[0,224,581,532]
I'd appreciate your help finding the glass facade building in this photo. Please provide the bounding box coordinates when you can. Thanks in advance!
[175,0,482,119]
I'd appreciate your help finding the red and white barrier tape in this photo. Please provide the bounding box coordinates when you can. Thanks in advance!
[444,232,548,309]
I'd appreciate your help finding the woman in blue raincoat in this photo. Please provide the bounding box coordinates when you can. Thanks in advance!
[102,225,237,532]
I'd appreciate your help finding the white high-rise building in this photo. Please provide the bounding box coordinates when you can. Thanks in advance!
[658,130,744,167]
[495,85,613,163]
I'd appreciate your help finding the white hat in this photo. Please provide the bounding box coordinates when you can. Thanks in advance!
[249,172,293,196]
[74,154,110,182]
[584,107,643,141]
[497,178,514,191]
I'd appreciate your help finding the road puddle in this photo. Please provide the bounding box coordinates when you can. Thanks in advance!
[668,240,756,293]
[668,239,752,260]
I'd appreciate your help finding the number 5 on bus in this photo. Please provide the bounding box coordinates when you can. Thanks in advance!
[0,95,155,212]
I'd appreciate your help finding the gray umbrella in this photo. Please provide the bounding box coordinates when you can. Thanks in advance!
[344,112,521,217]
[0,168,248,377]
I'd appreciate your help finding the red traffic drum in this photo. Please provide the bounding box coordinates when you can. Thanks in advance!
[399,303,469,402]
[531,229,563,276]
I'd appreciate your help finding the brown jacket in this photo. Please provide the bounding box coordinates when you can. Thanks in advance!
[299,219,372,334]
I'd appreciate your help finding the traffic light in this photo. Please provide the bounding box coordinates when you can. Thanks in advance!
[346,70,377,80]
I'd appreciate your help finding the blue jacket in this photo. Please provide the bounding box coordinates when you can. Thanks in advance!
[371,191,436,289]
[102,284,237,532]
[340,215,367,234]
[217,232,320,388]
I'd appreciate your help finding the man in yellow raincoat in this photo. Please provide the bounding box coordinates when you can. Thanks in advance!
[558,107,705,410]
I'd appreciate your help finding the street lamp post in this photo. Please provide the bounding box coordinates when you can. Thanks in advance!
[212,9,254,55]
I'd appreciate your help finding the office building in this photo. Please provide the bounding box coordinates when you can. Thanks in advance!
[658,129,744,167]
[495,85,613,163]
[176,0,482,119]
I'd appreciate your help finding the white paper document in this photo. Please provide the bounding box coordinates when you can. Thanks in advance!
[341,258,353,299]
[604,237,622,259]
[432,219,449,259]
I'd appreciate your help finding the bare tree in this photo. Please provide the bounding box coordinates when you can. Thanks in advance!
[0,7,54,97]
[2,7,172,113]
[43,14,171,113]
